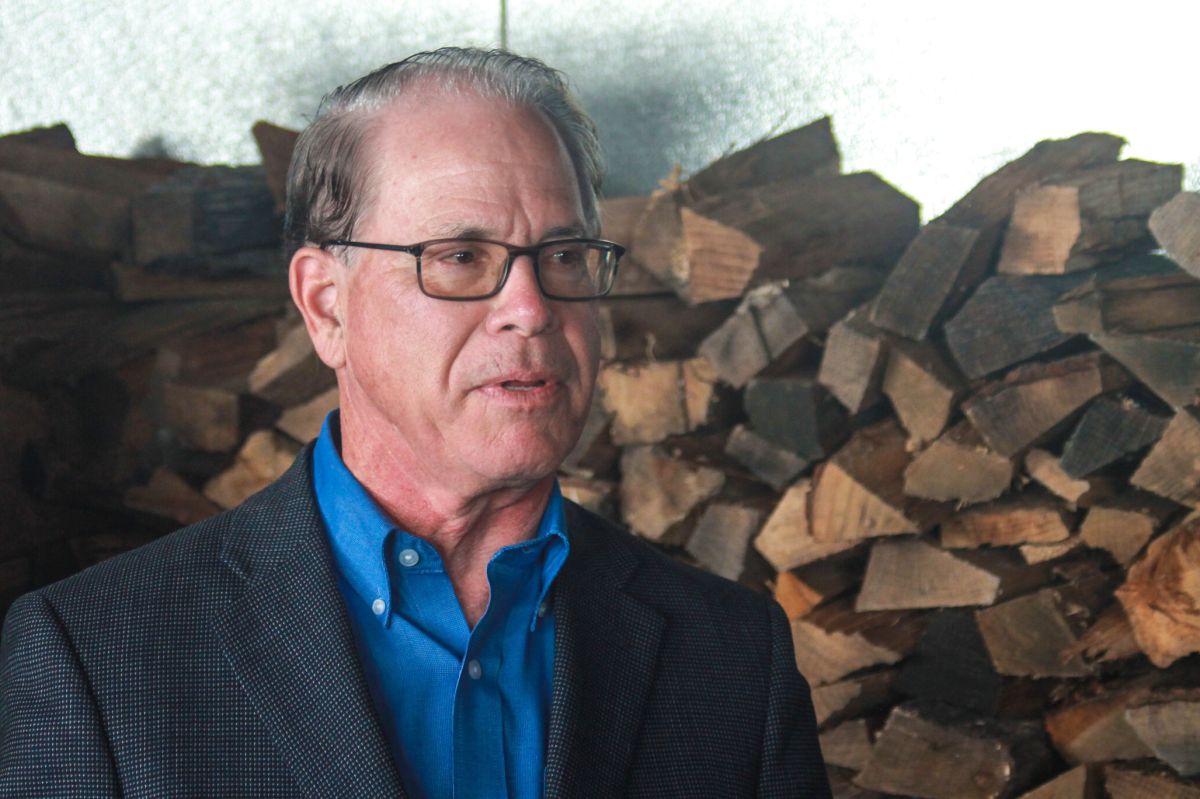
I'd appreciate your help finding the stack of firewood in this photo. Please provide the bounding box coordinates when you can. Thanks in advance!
[2,116,1199,798]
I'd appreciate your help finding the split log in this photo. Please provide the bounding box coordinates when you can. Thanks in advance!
[997,159,1181,275]
[1148,190,1200,279]
[203,430,300,509]
[810,419,947,543]
[1103,764,1200,799]
[558,474,616,518]
[1092,327,1200,409]
[724,425,807,490]
[682,116,840,201]
[869,132,1125,340]
[1020,537,1084,564]
[789,596,926,685]
[976,586,1102,677]
[856,538,1009,611]
[275,386,338,444]
[250,120,298,213]
[810,671,895,728]
[156,315,280,391]
[161,382,240,453]
[599,357,731,445]
[1079,492,1177,566]
[819,719,873,772]
[1017,766,1100,799]
[855,703,1054,799]
[598,294,733,361]
[684,502,767,582]
[1124,695,1200,777]
[617,445,724,545]
[1115,516,1200,667]
[123,467,220,526]
[743,376,847,461]
[753,480,857,572]
[247,322,336,407]
[1059,396,1170,478]
[773,553,862,619]
[942,493,1074,549]
[903,421,1014,505]
[882,338,965,446]
[1053,269,1200,336]
[817,306,891,414]
[1024,449,1116,507]
[961,351,1130,458]
[1130,408,1200,505]
[893,609,1005,715]
[1063,602,1143,665]
[1046,681,1162,765]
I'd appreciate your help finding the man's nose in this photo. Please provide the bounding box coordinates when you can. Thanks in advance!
[485,253,555,336]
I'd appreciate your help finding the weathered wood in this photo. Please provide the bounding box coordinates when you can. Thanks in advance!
[123,467,221,526]
[754,480,857,571]
[1059,396,1170,478]
[810,671,895,728]
[1124,696,1200,777]
[247,323,336,407]
[558,474,616,518]
[683,116,841,201]
[1024,449,1116,507]
[1130,408,1200,506]
[943,492,1074,548]
[685,502,767,582]
[820,719,874,772]
[1046,682,1162,765]
[598,293,733,361]
[1017,766,1100,799]
[1,123,77,150]
[789,596,926,686]
[855,703,1053,799]
[1092,327,1200,409]
[976,587,1097,677]
[1020,536,1084,564]
[1062,602,1143,664]
[997,160,1181,275]
[617,445,725,545]
[202,430,300,510]
[894,609,1005,714]
[251,120,298,213]
[903,421,1014,505]
[161,382,240,453]
[156,315,280,392]
[1079,492,1177,566]
[1148,190,1200,279]
[597,195,670,295]
[817,306,892,414]
[856,538,1005,611]
[961,352,1130,458]
[882,338,965,446]
[774,553,862,620]
[1115,516,1200,668]
[275,386,338,444]
[1103,764,1200,799]
[1053,270,1200,336]
[599,357,731,445]
[811,419,947,543]
[744,376,847,461]
[724,425,807,491]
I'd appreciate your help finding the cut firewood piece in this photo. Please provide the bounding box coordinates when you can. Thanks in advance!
[1020,536,1085,564]
[856,538,1007,611]
[1059,396,1171,478]
[810,419,947,543]
[1080,492,1177,566]
[1,123,77,150]
[774,554,863,620]
[1103,764,1200,799]
[1053,269,1200,336]
[0,136,175,256]
[598,293,733,361]
[617,445,724,546]
[131,165,279,267]
[1148,191,1200,279]
[1024,449,1116,507]
[997,159,1181,276]
[629,188,688,296]
[870,132,1125,340]
[247,323,336,407]
[942,493,1074,548]
[810,671,895,728]
[203,430,301,510]
[156,315,280,392]
[1130,408,1200,506]
[882,339,965,446]
[904,421,1014,505]
[684,502,767,582]
[250,120,298,213]
[161,382,240,453]
[817,306,891,414]
[558,474,616,519]
[561,387,619,478]
[976,586,1099,677]
[1046,682,1163,765]
[1063,602,1142,664]
[597,195,667,295]
[724,425,807,491]
[744,376,847,461]
[1115,516,1200,668]
[820,719,873,772]
[1092,327,1200,409]
[962,352,1130,458]
[754,480,858,571]
[275,386,339,444]
[774,570,821,620]
[123,467,221,526]
[1017,766,1100,799]
[683,116,841,201]
[653,172,917,304]
[111,254,289,303]
[599,357,732,445]
[944,272,1092,380]
[855,703,1054,799]
[894,609,1006,714]
[789,596,926,686]
[1124,696,1200,777]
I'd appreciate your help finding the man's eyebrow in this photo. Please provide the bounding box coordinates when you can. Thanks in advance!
[430,223,589,241]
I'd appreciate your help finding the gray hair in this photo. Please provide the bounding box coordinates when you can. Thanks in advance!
[284,47,604,254]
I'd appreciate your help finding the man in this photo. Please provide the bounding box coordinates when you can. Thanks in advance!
[0,48,828,797]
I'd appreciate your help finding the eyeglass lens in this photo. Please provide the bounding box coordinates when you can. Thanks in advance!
[418,240,614,299]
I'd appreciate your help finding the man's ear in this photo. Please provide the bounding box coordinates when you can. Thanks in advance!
[289,245,347,370]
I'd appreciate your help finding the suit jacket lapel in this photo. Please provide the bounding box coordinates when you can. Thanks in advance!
[212,453,407,799]
[546,504,666,798]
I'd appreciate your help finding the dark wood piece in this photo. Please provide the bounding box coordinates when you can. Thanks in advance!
[1059,396,1170,477]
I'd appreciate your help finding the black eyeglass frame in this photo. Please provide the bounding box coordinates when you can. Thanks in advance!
[319,236,625,301]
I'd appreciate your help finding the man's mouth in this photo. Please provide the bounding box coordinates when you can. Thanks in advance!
[501,379,548,392]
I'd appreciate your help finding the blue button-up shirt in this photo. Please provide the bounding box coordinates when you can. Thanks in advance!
[312,413,569,799]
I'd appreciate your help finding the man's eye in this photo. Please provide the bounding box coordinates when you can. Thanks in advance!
[549,247,584,266]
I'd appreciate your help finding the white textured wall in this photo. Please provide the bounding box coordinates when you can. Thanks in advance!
[2,0,1197,219]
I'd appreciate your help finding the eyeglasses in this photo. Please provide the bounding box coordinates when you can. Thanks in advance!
[320,237,624,301]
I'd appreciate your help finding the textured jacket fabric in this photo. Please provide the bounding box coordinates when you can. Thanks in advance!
[0,448,830,798]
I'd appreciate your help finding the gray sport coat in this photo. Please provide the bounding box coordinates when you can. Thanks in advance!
[0,448,830,797]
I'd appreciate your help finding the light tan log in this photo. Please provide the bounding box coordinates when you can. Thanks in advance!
[820,719,873,772]
[855,538,1005,611]
[789,597,925,686]
[684,502,765,582]
[599,357,728,445]
[1062,603,1142,665]
[1016,766,1098,799]
[124,467,221,526]
[882,338,964,446]
[1148,191,1200,279]
[903,420,1014,505]
[817,306,891,414]
[810,671,895,728]
[276,386,339,444]
[1046,686,1158,765]
[1124,697,1200,778]
[247,323,336,406]
[754,480,857,572]
[941,493,1073,549]
[1130,407,1200,505]
[1024,449,1115,507]
[558,475,616,518]
[203,430,301,510]
[1115,515,1200,667]
[1079,492,1176,566]
[617,445,724,545]
[162,382,240,453]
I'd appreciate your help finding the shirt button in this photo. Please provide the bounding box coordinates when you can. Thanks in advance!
[398,548,420,567]
[371,598,386,616]
[467,659,482,680]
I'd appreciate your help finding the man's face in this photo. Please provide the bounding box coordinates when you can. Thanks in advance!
[330,90,600,496]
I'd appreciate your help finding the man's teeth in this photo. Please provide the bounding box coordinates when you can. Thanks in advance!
[502,381,544,391]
